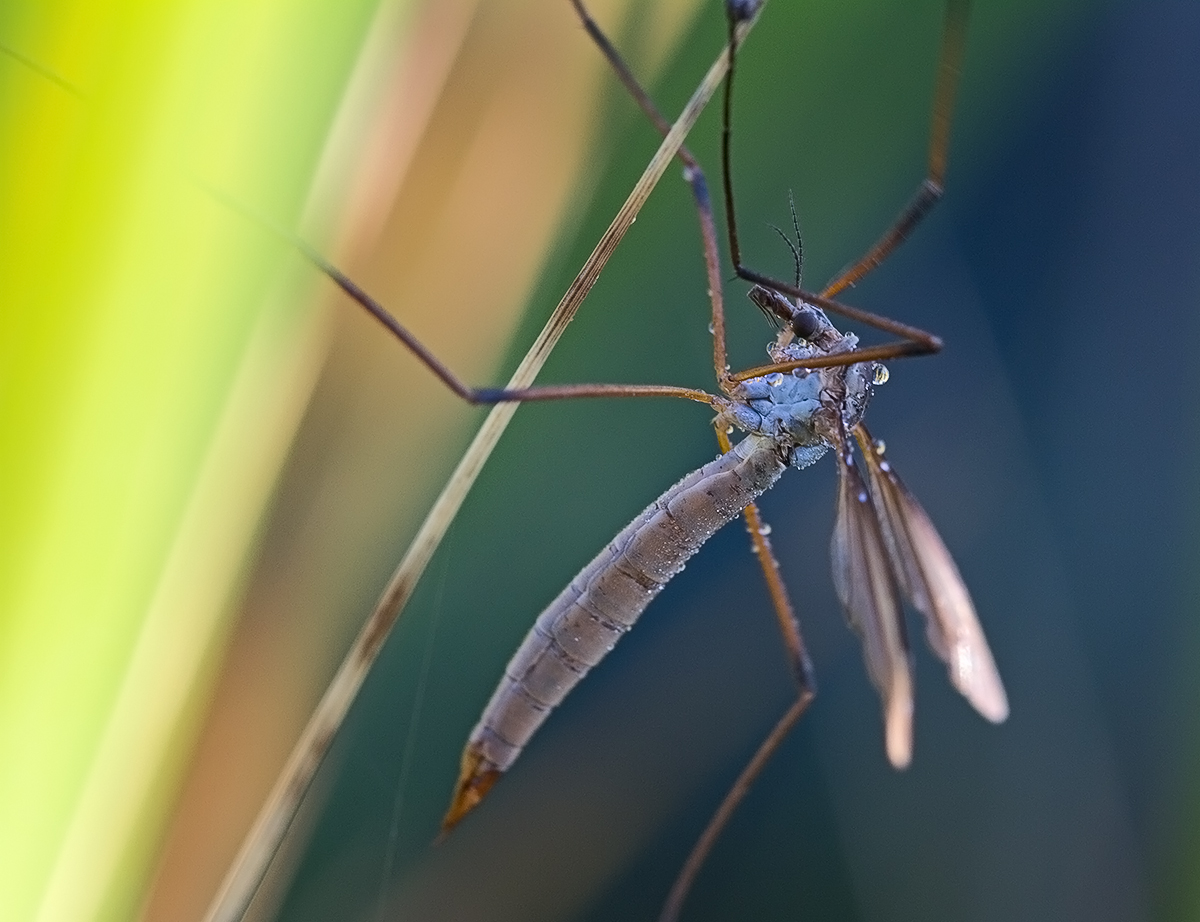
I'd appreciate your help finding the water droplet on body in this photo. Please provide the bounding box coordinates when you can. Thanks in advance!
[873,364,890,385]
[766,372,784,387]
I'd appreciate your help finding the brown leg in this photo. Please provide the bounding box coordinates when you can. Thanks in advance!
[715,429,814,692]
[310,245,719,406]
[720,2,970,348]
[571,0,931,391]
[298,2,776,406]
[578,0,955,384]
[822,0,971,298]
[659,699,812,922]
[654,426,819,922]
[311,0,964,410]
[570,0,738,389]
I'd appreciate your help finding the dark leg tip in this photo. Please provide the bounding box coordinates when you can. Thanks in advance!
[726,0,763,24]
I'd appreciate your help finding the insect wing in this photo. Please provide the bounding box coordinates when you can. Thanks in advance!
[831,446,914,768]
[857,434,1009,724]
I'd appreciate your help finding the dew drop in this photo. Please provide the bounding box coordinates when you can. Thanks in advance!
[873,438,886,455]
[758,523,772,536]
[766,372,784,387]
[725,424,734,434]
[707,321,715,334]
[873,364,890,385]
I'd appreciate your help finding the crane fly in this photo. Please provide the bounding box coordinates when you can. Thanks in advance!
[273,0,1005,918]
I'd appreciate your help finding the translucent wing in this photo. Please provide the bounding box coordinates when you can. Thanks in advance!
[831,441,914,768]
[856,427,1009,724]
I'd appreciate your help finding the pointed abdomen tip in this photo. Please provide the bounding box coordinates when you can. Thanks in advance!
[440,744,503,836]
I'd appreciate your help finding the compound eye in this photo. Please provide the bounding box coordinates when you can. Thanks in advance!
[726,0,763,22]
[791,306,821,340]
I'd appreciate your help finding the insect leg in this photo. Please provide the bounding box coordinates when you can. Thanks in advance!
[312,250,720,406]
[719,2,968,355]
[657,427,817,922]
[308,2,770,408]
[715,429,814,691]
[821,0,970,298]
[574,0,940,387]
[571,0,740,391]
[583,0,950,375]
[659,701,809,922]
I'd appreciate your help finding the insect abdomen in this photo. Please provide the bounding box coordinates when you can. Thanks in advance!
[443,433,787,829]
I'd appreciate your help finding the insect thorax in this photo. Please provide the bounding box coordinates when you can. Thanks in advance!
[716,329,876,470]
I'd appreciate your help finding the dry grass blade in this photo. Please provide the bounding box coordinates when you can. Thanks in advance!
[203,8,765,922]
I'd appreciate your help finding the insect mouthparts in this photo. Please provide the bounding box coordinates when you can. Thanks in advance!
[746,284,827,342]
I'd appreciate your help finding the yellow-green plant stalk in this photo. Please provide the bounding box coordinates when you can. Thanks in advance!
[0,1,385,918]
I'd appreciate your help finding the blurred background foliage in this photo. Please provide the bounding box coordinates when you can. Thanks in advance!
[2,0,1198,921]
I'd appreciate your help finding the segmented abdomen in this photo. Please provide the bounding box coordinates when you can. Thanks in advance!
[465,433,787,775]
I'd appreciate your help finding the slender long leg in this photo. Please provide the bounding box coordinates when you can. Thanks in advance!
[652,426,818,922]
[570,0,734,388]
[311,249,720,408]
[688,151,943,380]
[570,0,686,152]
[576,0,944,388]
[821,0,970,298]
[660,699,811,922]
[730,330,941,381]
[299,2,783,407]
[721,1,969,347]
[715,429,814,691]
